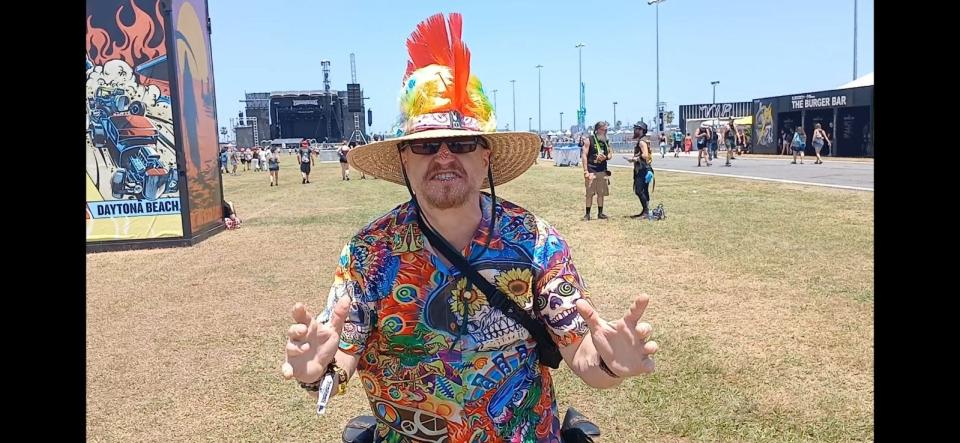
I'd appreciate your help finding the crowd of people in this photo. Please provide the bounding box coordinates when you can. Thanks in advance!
[219,139,372,186]
[219,145,279,177]
[693,122,751,167]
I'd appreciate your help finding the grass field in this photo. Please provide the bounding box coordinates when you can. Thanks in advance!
[86,155,874,442]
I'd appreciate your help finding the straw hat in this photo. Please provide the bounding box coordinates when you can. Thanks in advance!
[347,13,541,188]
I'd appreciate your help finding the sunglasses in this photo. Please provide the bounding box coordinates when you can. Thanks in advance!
[398,137,488,155]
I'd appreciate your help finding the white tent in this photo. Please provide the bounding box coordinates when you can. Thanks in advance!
[838,72,873,89]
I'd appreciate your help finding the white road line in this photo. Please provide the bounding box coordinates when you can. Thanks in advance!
[606,164,874,192]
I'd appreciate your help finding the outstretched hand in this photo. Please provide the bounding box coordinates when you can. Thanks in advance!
[280,297,350,383]
[575,294,658,377]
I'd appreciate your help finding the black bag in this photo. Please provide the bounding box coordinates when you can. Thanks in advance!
[650,203,666,221]
[341,416,377,443]
[415,208,563,369]
[561,407,601,442]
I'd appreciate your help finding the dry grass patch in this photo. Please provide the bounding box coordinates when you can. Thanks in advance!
[87,158,872,441]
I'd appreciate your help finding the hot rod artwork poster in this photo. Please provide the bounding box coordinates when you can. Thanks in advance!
[86,0,183,242]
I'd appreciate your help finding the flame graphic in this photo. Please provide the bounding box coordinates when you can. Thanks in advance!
[86,0,165,67]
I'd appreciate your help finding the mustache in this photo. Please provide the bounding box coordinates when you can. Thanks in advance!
[423,159,467,180]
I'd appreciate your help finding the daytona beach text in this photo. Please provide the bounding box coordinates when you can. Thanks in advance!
[95,200,180,216]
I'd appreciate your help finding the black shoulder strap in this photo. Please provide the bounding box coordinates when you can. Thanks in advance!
[414,207,562,369]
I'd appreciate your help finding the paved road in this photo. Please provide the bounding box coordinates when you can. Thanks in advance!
[550,151,874,191]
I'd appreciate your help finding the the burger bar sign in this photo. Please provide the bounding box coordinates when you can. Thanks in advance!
[791,93,849,110]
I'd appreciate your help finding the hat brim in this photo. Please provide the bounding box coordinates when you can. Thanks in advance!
[347,129,542,188]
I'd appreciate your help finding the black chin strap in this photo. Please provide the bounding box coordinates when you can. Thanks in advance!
[486,163,497,234]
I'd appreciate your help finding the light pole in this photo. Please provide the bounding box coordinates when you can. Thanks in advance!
[613,101,618,129]
[536,64,543,134]
[648,0,666,134]
[528,117,533,132]
[575,43,586,132]
[492,89,498,115]
[711,81,720,105]
[510,80,517,132]
[560,112,564,132]
[853,0,858,80]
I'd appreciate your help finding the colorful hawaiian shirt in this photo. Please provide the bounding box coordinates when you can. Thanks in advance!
[320,194,590,442]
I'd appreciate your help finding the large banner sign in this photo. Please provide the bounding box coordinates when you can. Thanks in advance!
[86,0,184,242]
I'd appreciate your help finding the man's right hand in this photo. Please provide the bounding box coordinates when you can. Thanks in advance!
[281,297,350,384]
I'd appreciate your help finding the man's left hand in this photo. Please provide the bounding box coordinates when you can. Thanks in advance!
[576,294,658,377]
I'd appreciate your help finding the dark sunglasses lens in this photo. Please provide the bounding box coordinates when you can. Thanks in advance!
[447,140,480,153]
[409,142,440,155]
[404,138,484,155]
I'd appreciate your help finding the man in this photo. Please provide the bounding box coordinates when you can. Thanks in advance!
[723,120,736,167]
[627,122,653,218]
[281,13,657,443]
[219,147,229,174]
[580,121,613,220]
[672,128,683,157]
[298,142,315,184]
[260,147,268,170]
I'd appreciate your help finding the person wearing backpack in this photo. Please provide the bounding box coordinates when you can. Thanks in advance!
[298,143,315,183]
[791,125,807,164]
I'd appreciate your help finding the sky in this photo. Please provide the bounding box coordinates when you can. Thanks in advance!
[208,0,873,136]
